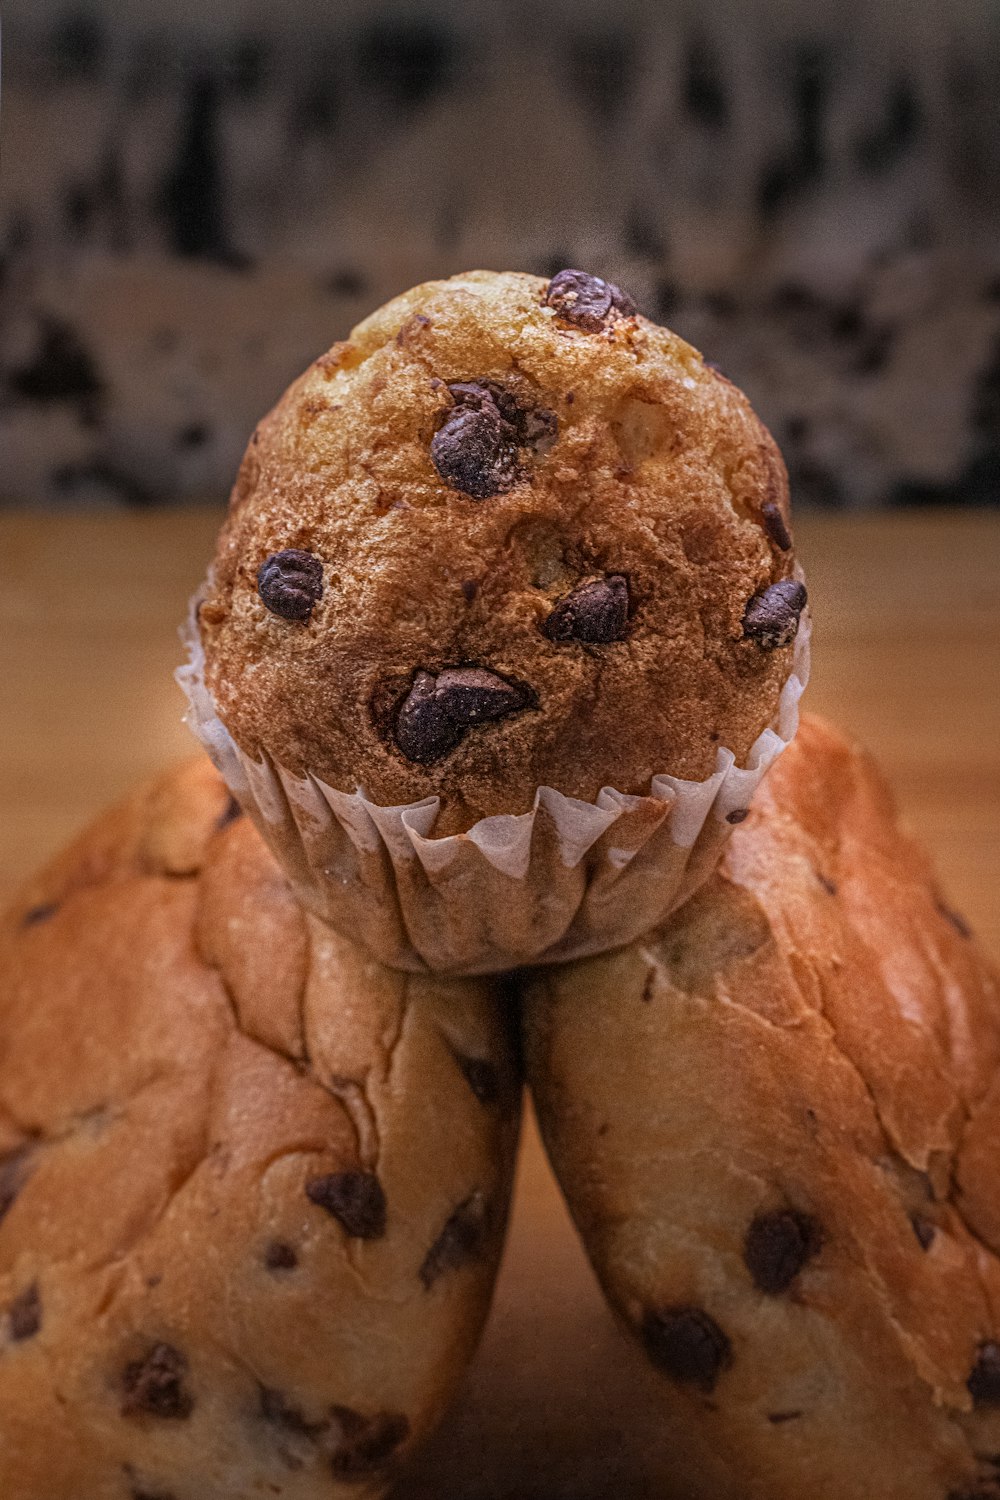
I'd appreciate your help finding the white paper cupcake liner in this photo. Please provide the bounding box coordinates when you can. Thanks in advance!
[177,605,810,975]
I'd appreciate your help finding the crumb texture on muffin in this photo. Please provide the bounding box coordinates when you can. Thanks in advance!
[198,269,801,833]
[524,715,1000,1500]
[0,759,519,1500]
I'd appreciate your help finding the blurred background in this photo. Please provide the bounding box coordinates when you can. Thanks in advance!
[2,0,999,510]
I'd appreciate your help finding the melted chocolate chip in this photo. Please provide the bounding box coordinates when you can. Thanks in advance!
[726,808,750,824]
[394,667,533,765]
[431,380,557,498]
[8,1283,41,1341]
[544,575,629,644]
[544,269,636,331]
[121,1343,194,1420]
[330,1408,410,1479]
[641,1306,733,1392]
[767,1410,803,1424]
[22,902,59,927]
[969,1343,1000,1406]
[455,1053,501,1106]
[743,579,807,650]
[0,1146,33,1224]
[431,387,520,499]
[761,501,793,551]
[393,671,463,763]
[305,1171,387,1239]
[911,1214,936,1250]
[744,1210,821,1294]
[257,549,324,621]
[260,1385,325,1438]
[263,1239,298,1271]
[435,667,529,726]
[130,1488,178,1500]
[420,1194,488,1290]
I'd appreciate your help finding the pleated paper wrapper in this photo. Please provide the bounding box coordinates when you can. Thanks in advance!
[177,613,810,975]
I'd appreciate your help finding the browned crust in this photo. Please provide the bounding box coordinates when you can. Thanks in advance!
[198,271,798,832]
[524,715,1000,1500]
[0,759,520,1498]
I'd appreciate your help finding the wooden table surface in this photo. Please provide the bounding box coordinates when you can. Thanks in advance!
[1,507,998,1497]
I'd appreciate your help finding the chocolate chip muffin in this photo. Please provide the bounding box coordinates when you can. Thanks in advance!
[523,716,1000,1500]
[0,759,520,1500]
[185,269,808,973]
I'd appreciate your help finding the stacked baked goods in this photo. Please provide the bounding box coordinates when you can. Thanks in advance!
[2,269,993,1500]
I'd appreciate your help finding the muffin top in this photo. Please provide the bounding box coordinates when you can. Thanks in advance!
[198,269,804,833]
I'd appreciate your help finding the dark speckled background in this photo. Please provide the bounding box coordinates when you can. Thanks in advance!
[1,0,999,508]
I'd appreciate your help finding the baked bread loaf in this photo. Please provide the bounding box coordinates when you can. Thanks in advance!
[0,759,520,1500]
[523,715,1000,1500]
[182,268,809,973]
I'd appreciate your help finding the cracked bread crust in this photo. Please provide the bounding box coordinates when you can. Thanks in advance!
[523,715,1000,1500]
[0,759,520,1500]
[197,270,799,834]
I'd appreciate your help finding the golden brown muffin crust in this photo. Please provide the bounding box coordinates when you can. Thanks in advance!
[198,270,801,832]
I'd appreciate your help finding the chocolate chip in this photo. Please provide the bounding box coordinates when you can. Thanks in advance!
[121,1343,194,1420]
[394,667,533,765]
[394,670,464,763]
[22,903,58,927]
[911,1214,936,1250]
[726,808,749,824]
[430,381,557,498]
[641,1306,733,1392]
[435,667,531,725]
[305,1171,387,1239]
[257,549,324,621]
[969,1344,1000,1406]
[545,269,636,331]
[330,1408,410,1479]
[0,1146,33,1224]
[420,1194,488,1290]
[217,795,243,831]
[761,501,793,551]
[744,1210,821,1293]
[431,386,520,499]
[518,403,559,450]
[543,575,629,644]
[260,1386,325,1438]
[454,1053,501,1106]
[461,578,479,603]
[130,1488,178,1500]
[767,1410,803,1424]
[8,1283,41,1341]
[743,579,807,650]
[263,1240,298,1271]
